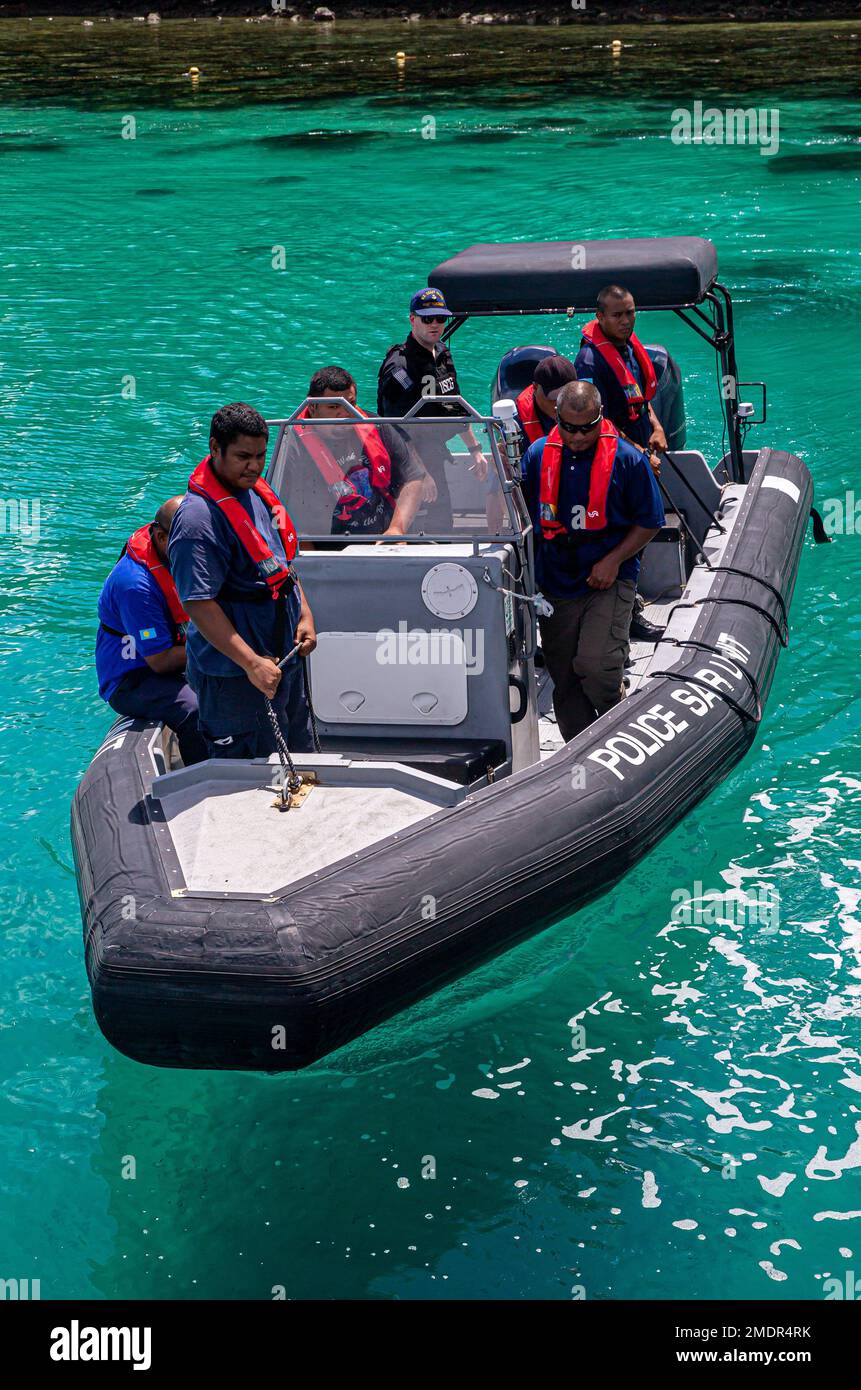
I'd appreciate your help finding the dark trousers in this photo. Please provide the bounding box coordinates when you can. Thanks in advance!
[538,579,636,742]
[109,668,207,766]
[419,450,454,532]
[190,659,313,760]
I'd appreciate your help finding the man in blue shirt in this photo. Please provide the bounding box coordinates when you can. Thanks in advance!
[520,381,664,740]
[575,284,668,454]
[488,355,579,533]
[169,403,317,760]
[515,355,578,453]
[96,496,206,765]
[576,284,669,644]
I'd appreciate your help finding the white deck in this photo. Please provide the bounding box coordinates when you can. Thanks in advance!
[154,759,463,897]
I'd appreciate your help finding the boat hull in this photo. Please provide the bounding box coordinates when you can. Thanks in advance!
[72,449,811,1070]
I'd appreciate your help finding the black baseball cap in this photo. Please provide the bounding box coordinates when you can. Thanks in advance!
[533,355,579,393]
[410,287,452,318]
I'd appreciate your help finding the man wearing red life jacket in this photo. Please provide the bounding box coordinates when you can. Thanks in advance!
[282,365,424,539]
[168,403,317,760]
[576,284,669,645]
[96,496,207,765]
[486,354,580,533]
[514,355,579,453]
[575,284,668,456]
[518,382,664,741]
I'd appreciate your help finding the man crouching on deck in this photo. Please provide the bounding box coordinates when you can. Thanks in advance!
[519,381,664,741]
[169,403,316,760]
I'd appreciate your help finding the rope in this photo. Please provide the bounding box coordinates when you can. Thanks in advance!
[810,505,833,545]
[263,643,323,807]
[302,656,323,754]
[657,636,763,721]
[646,670,761,726]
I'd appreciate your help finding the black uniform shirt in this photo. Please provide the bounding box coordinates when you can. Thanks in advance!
[377,333,464,441]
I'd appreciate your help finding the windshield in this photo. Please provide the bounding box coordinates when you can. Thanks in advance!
[266,404,528,543]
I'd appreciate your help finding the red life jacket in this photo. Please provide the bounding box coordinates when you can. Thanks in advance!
[188,456,297,600]
[581,319,657,421]
[515,384,546,445]
[539,421,619,540]
[124,524,188,630]
[294,406,395,519]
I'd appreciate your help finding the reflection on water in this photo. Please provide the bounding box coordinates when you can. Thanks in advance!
[0,19,859,110]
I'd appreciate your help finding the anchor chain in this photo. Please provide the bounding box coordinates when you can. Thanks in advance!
[264,696,303,809]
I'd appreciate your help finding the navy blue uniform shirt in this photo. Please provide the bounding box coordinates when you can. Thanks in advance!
[169,486,300,679]
[96,551,177,700]
[575,338,652,448]
[520,434,665,600]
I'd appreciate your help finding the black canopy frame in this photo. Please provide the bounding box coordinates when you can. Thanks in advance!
[428,238,765,485]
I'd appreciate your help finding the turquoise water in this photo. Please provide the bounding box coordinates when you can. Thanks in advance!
[2,20,860,1300]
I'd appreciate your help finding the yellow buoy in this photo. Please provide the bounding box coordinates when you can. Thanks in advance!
[188,66,200,75]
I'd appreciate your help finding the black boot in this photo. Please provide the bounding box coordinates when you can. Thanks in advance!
[629,610,666,643]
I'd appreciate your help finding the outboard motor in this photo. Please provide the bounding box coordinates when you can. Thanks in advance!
[492,341,686,450]
[644,343,686,451]
[492,344,558,405]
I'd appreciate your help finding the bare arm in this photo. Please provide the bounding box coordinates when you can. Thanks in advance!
[384,479,423,536]
[457,427,489,481]
[647,403,667,451]
[144,643,187,676]
[184,598,282,699]
[293,584,317,656]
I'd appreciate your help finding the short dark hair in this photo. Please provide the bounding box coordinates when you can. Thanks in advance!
[308,365,355,398]
[596,283,632,314]
[209,402,269,449]
[557,380,601,416]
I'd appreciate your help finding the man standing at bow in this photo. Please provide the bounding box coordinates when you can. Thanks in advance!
[169,403,316,760]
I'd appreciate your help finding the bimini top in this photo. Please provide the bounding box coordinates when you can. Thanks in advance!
[428,237,718,314]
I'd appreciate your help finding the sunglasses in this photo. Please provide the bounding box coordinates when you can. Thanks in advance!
[557,412,602,436]
[420,315,448,325]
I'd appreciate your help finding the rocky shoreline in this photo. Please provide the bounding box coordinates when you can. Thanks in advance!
[1,2,858,23]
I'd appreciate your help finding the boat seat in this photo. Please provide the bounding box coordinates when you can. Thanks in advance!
[638,513,686,602]
[658,450,721,546]
[318,735,508,786]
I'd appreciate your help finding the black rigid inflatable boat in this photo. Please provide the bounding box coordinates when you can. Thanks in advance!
[72,238,819,1069]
